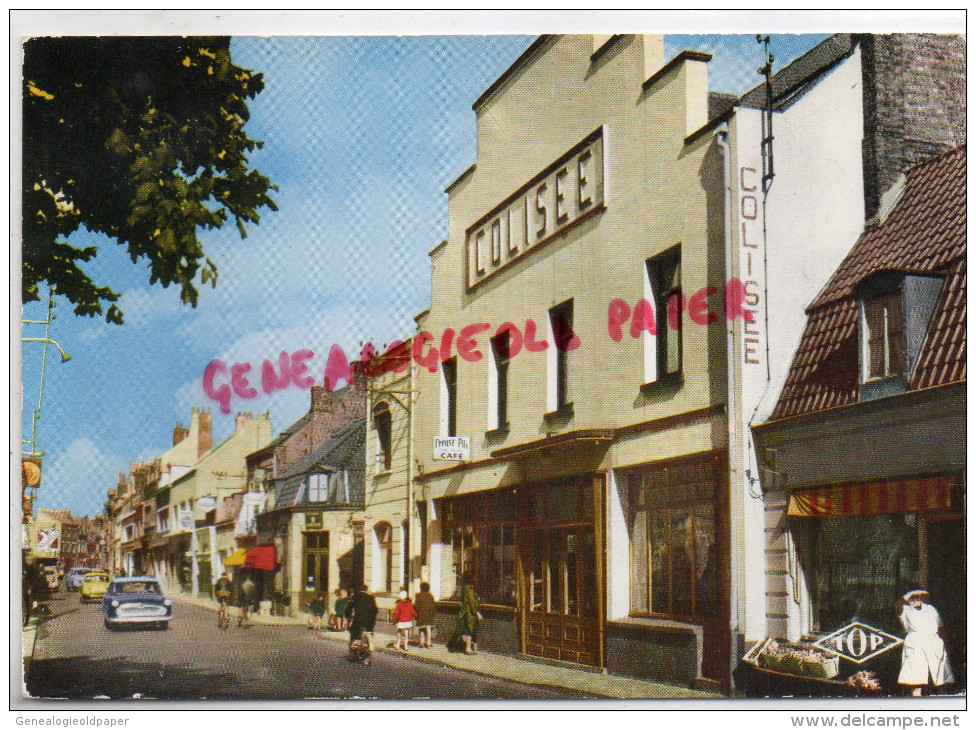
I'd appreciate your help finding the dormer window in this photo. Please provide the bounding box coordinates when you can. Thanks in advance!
[863,289,904,380]
[857,271,943,401]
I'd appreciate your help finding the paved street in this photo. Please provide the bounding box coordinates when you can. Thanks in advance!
[26,591,592,700]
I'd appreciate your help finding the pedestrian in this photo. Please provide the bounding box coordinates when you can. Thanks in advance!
[346,583,378,653]
[895,589,954,696]
[239,573,257,626]
[457,574,483,655]
[391,589,418,651]
[415,581,437,648]
[308,592,326,630]
[331,587,350,630]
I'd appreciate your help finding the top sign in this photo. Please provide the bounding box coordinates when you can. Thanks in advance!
[196,495,217,512]
[433,436,470,461]
[813,622,903,664]
[466,127,606,289]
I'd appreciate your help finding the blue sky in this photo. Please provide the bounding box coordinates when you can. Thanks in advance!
[21,31,838,518]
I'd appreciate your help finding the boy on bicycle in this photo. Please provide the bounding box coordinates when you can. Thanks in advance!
[215,572,233,627]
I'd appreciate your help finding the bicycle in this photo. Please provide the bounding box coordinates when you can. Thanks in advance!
[237,600,252,627]
[217,594,231,629]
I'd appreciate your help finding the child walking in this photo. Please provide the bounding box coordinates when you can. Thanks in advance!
[391,589,418,651]
[308,593,326,630]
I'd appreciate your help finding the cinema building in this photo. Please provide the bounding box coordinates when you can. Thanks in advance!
[410,34,732,690]
[392,32,965,692]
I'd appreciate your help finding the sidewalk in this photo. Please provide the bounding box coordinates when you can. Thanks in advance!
[172,593,722,699]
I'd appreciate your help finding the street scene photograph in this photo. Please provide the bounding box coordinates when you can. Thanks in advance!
[15,10,966,714]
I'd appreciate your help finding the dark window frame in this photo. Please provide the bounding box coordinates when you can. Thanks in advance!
[373,402,393,471]
[442,357,458,437]
[647,246,682,380]
[491,331,511,431]
[549,299,575,413]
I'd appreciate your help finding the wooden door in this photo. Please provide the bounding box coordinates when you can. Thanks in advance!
[518,477,603,666]
[301,531,329,607]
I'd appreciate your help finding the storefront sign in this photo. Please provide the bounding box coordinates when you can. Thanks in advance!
[180,513,194,531]
[433,436,470,461]
[813,622,903,664]
[196,495,217,512]
[466,127,606,289]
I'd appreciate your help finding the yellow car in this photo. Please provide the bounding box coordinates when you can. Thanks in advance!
[80,571,112,602]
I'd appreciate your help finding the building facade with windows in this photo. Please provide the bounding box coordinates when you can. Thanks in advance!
[752,145,966,683]
[410,34,733,688]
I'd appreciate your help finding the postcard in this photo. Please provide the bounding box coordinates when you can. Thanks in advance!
[14,9,967,721]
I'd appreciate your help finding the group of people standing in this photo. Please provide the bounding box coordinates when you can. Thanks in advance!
[308,575,483,658]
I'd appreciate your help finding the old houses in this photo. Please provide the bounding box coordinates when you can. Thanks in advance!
[96,32,964,694]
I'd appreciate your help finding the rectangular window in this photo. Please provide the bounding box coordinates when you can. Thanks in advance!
[491,331,511,430]
[547,300,574,412]
[373,403,392,471]
[308,473,331,502]
[627,457,721,619]
[647,247,682,379]
[439,489,518,606]
[863,289,904,380]
[441,358,458,437]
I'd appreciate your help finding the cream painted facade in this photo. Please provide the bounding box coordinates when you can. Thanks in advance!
[166,413,271,596]
[363,347,415,611]
[412,35,732,686]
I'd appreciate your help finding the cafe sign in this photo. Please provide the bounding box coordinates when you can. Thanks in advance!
[433,436,470,461]
[813,622,903,664]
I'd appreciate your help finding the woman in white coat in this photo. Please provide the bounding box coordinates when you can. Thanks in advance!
[896,590,954,696]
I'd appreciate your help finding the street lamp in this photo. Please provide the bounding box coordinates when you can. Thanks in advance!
[22,294,72,460]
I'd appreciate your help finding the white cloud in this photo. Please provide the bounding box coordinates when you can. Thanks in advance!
[37,438,128,518]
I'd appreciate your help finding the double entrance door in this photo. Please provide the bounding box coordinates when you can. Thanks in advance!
[518,477,603,667]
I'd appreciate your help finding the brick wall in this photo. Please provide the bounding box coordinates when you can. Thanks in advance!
[860,33,966,220]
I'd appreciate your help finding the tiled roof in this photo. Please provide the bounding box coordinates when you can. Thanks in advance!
[772,145,966,420]
[273,418,366,509]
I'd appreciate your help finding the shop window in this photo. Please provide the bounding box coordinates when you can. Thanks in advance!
[373,402,392,471]
[439,489,518,605]
[805,514,919,633]
[645,247,682,383]
[627,459,721,619]
[441,358,458,437]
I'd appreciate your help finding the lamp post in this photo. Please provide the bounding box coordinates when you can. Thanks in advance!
[22,293,72,521]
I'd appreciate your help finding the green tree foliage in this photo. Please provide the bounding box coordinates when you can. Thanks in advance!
[23,36,278,323]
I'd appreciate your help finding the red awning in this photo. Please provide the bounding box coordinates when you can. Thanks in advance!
[788,475,955,517]
[244,545,277,571]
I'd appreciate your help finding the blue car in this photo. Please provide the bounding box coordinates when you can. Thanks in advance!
[66,566,94,590]
[102,577,174,630]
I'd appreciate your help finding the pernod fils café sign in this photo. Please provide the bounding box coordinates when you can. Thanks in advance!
[433,436,471,461]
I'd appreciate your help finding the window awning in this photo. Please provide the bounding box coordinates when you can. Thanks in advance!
[787,475,955,517]
[244,545,277,571]
[223,548,248,566]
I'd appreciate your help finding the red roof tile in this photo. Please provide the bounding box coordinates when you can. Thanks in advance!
[773,145,966,420]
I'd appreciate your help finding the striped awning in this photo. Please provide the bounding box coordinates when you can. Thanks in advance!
[788,475,955,517]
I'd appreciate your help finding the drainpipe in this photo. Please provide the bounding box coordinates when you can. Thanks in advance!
[406,357,415,594]
[714,124,740,632]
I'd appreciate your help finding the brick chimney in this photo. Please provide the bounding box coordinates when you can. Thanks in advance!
[311,385,333,413]
[198,408,212,457]
[173,421,188,446]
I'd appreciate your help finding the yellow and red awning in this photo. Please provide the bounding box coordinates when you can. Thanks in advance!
[788,475,955,517]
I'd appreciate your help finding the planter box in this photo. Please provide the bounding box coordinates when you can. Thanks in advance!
[802,656,840,679]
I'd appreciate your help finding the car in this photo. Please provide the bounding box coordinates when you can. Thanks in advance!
[80,571,112,602]
[66,566,94,591]
[102,577,174,630]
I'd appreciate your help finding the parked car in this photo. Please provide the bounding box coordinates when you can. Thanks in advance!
[66,566,94,590]
[80,571,112,602]
[103,577,173,630]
